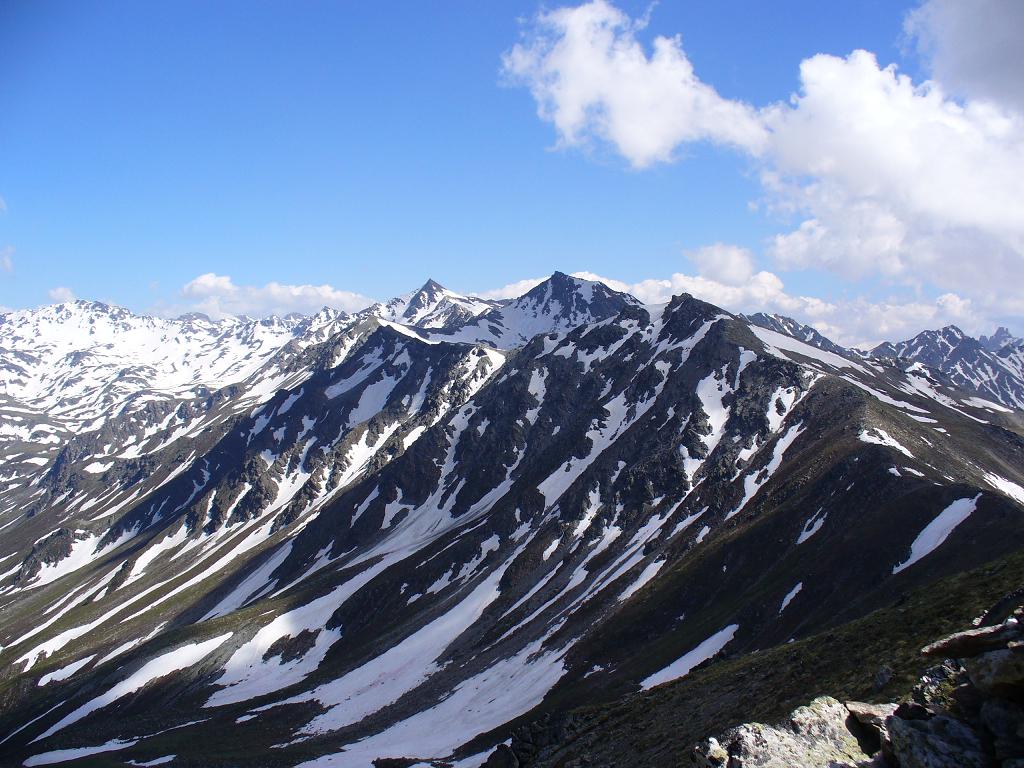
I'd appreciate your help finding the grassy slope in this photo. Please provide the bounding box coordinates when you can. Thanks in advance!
[515,546,1024,768]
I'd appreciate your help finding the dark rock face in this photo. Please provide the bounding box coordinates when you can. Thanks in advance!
[13,527,82,585]
[887,715,992,768]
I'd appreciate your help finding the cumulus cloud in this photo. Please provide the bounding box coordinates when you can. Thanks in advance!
[572,266,983,348]
[905,0,1024,112]
[505,0,1024,335]
[570,267,834,324]
[176,273,374,319]
[474,276,548,299]
[685,244,755,286]
[48,286,76,303]
[762,48,1024,293]
[502,0,766,167]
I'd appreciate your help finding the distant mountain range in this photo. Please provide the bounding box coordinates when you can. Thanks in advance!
[0,274,1021,767]
[744,311,1024,410]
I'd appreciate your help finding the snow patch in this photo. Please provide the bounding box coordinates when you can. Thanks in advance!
[641,624,739,689]
[893,495,981,574]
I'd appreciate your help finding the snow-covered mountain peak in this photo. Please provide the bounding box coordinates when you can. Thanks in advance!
[871,323,1024,410]
[0,301,336,432]
[502,270,641,329]
[365,278,500,330]
[981,326,1020,352]
[519,270,639,316]
[418,271,641,348]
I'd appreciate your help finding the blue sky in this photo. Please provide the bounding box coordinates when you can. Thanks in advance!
[1,1,1021,344]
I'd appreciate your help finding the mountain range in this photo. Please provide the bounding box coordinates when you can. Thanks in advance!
[0,273,1022,767]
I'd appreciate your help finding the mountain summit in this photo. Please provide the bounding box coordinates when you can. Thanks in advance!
[364,278,500,330]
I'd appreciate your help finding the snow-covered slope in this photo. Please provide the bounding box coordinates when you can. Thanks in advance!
[872,325,1024,410]
[362,279,502,330]
[425,271,641,348]
[0,302,354,445]
[743,312,847,356]
[0,278,1022,768]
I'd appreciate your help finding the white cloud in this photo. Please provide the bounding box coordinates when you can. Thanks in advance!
[572,266,986,348]
[506,1,1024,334]
[685,243,755,286]
[502,0,766,168]
[48,286,76,303]
[0,245,12,273]
[474,276,548,300]
[762,48,1024,292]
[905,0,1024,112]
[177,273,374,319]
[570,267,833,323]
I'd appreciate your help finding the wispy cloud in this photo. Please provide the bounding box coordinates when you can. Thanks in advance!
[474,276,548,299]
[0,246,13,273]
[169,272,375,319]
[48,286,76,302]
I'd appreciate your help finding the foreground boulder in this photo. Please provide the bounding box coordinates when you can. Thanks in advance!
[689,605,1024,767]
[688,697,881,767]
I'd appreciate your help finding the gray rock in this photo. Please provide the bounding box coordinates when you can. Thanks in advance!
[911,661,966,707]
[845,701,896,758]
[887,713,993,768]
[922,619,1023,659]
[874,665,894,691]
[978,697,1024,760]
[688,697,874,767]
[846,701,896,728]
[689,736,730,767]
[965,648,1024,695]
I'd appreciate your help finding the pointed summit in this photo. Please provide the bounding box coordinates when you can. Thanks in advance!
[365,279,500,330]
[405,278,453,317]
[981,326,1018,352]
[516,271,639,318]
[427,271,641,348]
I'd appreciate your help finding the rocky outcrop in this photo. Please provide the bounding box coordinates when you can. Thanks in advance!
[688,697,881,767]
[689,606,1024,767]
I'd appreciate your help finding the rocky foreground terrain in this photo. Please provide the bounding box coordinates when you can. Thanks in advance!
[685,601,1024,768]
